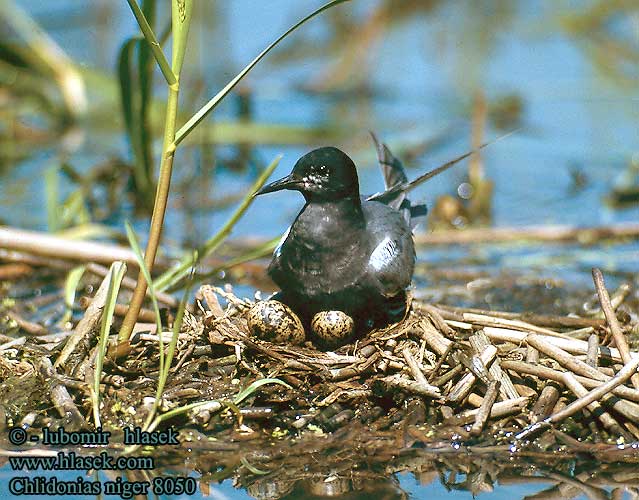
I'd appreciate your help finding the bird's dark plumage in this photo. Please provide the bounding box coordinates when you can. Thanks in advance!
[256,141,420,331]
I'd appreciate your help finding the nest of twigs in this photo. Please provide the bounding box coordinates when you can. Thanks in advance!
[1,268,639,497]
[194,273,639,447]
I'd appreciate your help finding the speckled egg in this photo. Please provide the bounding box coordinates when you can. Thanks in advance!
[311,310,355,344]
[246,300,305,344]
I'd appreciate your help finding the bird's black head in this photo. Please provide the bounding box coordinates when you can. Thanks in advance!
[256,147,360,202]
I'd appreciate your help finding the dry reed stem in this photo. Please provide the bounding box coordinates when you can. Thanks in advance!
[39,357,85,430]
[471,380,500,435]
[445,397,529,425]
[4,311,48,336]
[380,374,441,398]
[517,354,639,440]
[526,334,608,382]
[0,227,139,266]
[448,345,497,403]
[485,327,625,362]
[592,268,639,390]
[561,372,629,438]
[417,319,452,356]
[402,348,430,385]
[587,334,599,368]
[55,269,114,374]
[501,360,639,403]
[530,382,561,423]
[462,313,565,337]
[470,331,519,400]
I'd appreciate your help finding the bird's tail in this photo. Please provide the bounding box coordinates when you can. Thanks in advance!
[368,129,517,227]
[370,132,428,229]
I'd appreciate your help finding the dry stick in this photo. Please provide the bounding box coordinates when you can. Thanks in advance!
[54,267,115,374]
[607,282,632,312]
[431,365,463,387]
[530,382,561,423]
[198,284,225,317]
[592,268,639,390]
[444,319,474,332]
[515,354,639,440]
[0,337,25,350]
[428,305,465,323]
[414,222,639,246]
[501,360,639,403]
[542,472,610,500]
[587,334,600,368]
[562,372,632,439]
[380,373,441,398]
[427,341,454,383]
[420,304,456,337]
[470,331,519,400]
[402,348,431,386]
[436,304,605,329]
[567,375,639,440]
[39,357,86,430]
[470,380,500,435]
[526,346,539,364]
[0,226,138,265]
[566,326,595,340]
[377,338,397,373]
[485,327,625,362]
[526,334,608,382]
[462,312,566,337]
[329,352,381,381]
[417,319,452,356]
[445,397,529,426]
[447,345,497,403]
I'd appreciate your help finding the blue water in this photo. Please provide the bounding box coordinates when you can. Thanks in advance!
[2,1,639,499]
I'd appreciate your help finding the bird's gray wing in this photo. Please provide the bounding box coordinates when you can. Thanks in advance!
[370,132,408,210]
[364,203,415,297]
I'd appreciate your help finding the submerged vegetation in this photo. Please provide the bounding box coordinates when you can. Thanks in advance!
[0,0,639,498]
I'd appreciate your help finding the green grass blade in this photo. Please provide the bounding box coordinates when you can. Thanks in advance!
[92,261,127,428]
[122,222,164,366]
[233,378,291,405]
[118,36,150,195]
[61,265,85,325]
[155,258,193,400]
[240,457,270,475]
[125,0,176,85]
[190,237,279,289]
[155,155,281,291]
[126,378,290,451]
[59,190,90,228]
[170,0,193,78]
[143,379,289,434]
[174,0,351,146]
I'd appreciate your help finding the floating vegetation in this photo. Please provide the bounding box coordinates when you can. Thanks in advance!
[0,261,638,497]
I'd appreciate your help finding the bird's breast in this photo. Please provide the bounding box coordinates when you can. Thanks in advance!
[268,201,367,297]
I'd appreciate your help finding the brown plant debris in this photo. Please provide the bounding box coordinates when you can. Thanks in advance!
[0,268,638,496]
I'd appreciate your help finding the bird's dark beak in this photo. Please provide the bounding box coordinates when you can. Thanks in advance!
[254,174,303,196]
